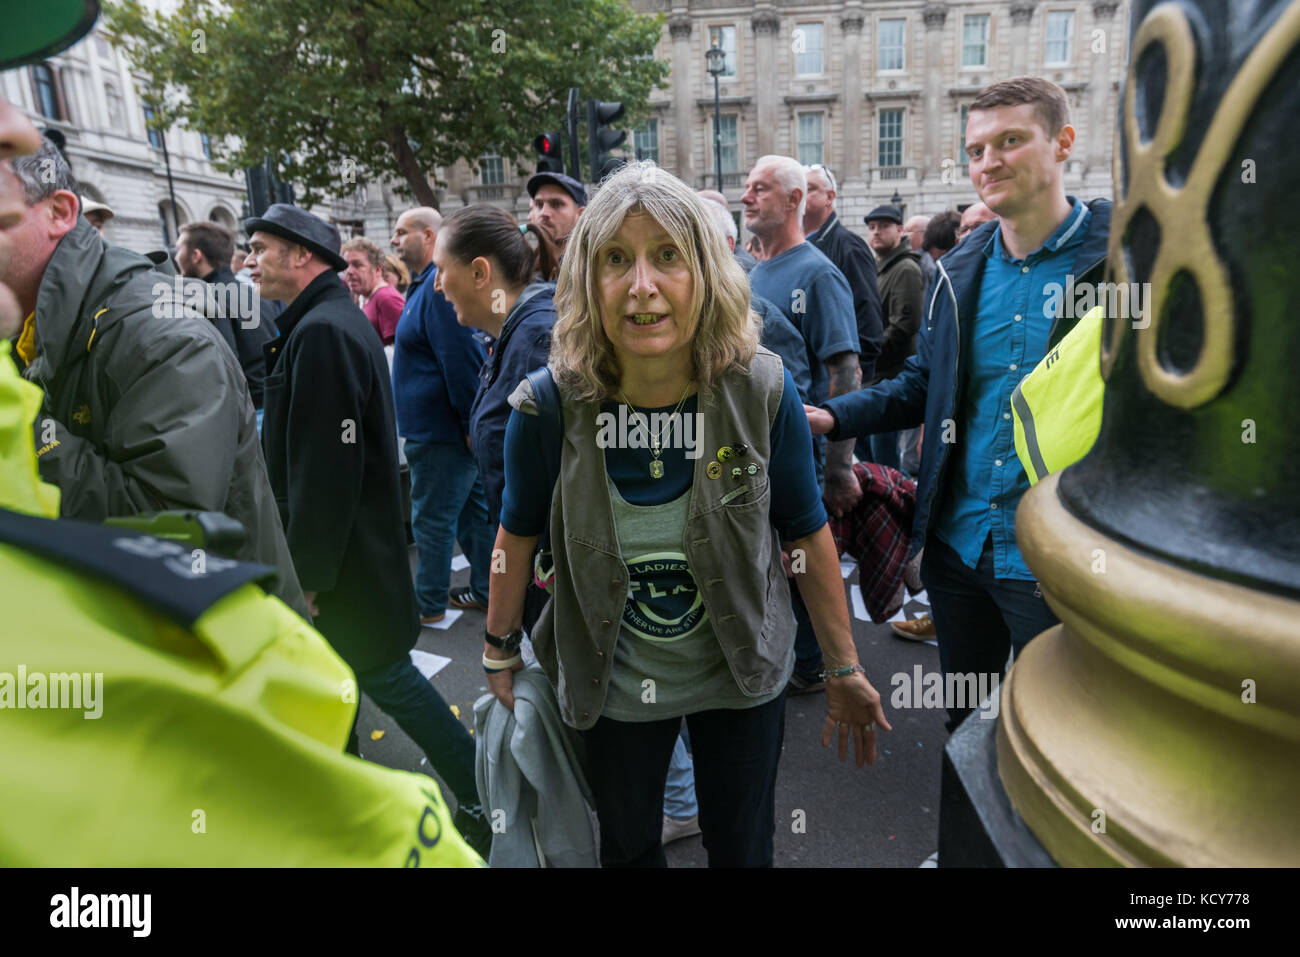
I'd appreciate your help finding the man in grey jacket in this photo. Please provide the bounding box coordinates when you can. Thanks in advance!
[1,140,307,616]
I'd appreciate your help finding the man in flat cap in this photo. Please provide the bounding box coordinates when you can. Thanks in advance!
[245,204,487,850]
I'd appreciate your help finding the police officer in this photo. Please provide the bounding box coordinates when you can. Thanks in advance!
[0,7,479,867]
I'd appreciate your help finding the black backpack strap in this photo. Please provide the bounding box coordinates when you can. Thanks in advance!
[525,366,563,495]
[524,367,562,563]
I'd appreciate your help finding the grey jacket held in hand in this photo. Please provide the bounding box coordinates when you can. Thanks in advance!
[473,668,599,868]
[21,217,308,617]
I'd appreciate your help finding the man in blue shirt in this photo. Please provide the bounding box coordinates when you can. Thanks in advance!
[391,207,494,622]
[807,77,1112,730]
[745,155,863,694]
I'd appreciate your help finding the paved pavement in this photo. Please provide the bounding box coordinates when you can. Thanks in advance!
[357,547,950,867]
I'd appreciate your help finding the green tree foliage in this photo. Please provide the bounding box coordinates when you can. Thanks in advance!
[105,0,669,207]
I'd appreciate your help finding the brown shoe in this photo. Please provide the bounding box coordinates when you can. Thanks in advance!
[891,614,936,640]
[420,613,446,625]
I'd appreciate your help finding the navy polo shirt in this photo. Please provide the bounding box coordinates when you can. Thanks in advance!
[934,197,1091,580]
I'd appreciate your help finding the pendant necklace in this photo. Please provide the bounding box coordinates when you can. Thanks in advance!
[620,380,693,479]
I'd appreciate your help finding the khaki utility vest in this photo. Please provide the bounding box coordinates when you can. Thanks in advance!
[514,347,796,729]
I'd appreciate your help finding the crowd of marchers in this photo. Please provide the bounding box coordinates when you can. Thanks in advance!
[2,71,1111,867]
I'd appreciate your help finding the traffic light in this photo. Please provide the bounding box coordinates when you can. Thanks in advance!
[587,100,627,181]
[533,130,565,174]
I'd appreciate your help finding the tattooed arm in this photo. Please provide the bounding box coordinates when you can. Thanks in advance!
[822,350,862,517]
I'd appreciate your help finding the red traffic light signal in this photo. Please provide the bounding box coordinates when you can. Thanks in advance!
[534,130,564,173]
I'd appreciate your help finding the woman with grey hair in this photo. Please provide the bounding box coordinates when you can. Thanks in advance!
[482,162,890,867]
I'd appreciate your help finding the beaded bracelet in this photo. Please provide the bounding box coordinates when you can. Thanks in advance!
[818,663,865,681]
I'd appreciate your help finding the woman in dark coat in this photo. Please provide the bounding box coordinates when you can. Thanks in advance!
[432,205,558,631]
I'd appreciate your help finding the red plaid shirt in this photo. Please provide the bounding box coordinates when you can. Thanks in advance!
[829,462,917,623]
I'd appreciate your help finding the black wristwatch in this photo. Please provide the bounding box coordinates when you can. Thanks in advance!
[485,628,524,653]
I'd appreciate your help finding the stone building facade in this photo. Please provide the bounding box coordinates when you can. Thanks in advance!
[2,1,1130,250]
[630,0,1129,235]
[437,0,1130,234]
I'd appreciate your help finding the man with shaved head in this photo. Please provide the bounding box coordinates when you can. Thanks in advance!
[903,214,935,289]
[957,201,997,241]
[390,205,493,625]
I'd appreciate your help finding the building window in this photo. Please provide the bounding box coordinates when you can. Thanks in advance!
[478,153,504,185]
[707,25,736,78]
[104,84,122,127]
[634,119,659,163]
[31,64,62,120]
[957,104,973,174]
[143,105,163,149]
[1046,11,1074,64]
[200,133,212,160]
[878,108,904,168]
[717,114,738,173]
[878,19,906,72]
[794,23,824,76]
[158,202,175,248]
[962,14,990,68]
[797,113,824,166]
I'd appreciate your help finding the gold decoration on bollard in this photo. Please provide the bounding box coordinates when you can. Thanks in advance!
[998,473,1300,866]
[1101,1,1300,408]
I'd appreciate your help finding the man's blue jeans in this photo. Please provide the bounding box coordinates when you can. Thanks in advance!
[869,431,902,471]
[920,536,1060,733]
[354,654,478,805]
[855,432,902,471]
[404,439,493,617]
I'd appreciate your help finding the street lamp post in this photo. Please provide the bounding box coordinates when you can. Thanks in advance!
[706,44,725,190]
[891,189,904,218]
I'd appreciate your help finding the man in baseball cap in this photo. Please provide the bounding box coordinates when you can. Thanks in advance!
[526,171,586,273]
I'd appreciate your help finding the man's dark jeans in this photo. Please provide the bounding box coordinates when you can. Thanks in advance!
[581,693,786,867]
[920,536,1059,732]
[354,654,479,806]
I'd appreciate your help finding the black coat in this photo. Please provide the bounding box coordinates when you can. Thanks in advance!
[261,270,418,673]
[195,266,282,408]
[809,211,885,382]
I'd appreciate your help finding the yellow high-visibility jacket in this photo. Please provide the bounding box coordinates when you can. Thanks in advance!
[1012,306,1105,486]
[0,343,480,867]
